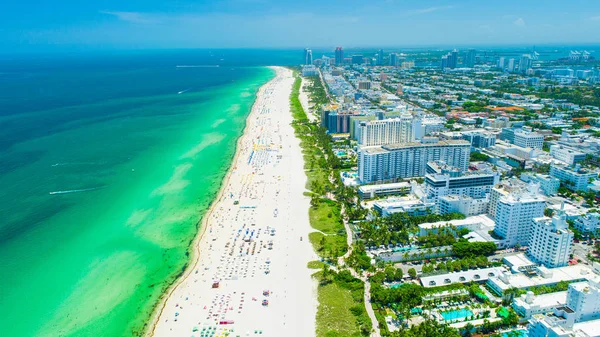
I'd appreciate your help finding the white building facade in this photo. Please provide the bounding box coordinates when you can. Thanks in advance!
[493,186,546,247]
[358,140,470,184]
[550,164,597,192]
[527,212,574,268]
[356,115,415,146]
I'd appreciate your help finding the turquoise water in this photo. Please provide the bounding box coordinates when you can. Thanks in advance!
[0,53,274,337]
[441,308,474,321]
[502,329,528,337]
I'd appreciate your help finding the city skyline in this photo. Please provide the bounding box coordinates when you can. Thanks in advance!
[2,0,600,52]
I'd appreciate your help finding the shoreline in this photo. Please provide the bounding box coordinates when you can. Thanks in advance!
[145,66,317,337]
[144,66,277,337]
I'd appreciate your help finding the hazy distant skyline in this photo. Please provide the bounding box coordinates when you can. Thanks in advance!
[2,0,600,52]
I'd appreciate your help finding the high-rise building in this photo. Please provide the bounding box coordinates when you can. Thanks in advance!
[449,49,458,69]
[441,55,448,71]
[498,57,505,69]
[389,53,398,67]
[358,139,470,183]
[356,115,415,146]
[573,212,600,236]
[492,184,546,247]
[519,54,532,73]
[326,112,352,134]
[527,209,573,268]
[425,162,499,212]
[507,58,516,72]
[500,127,544,149]
[549,145,586,166]
[550,164,598,192]
[528,280,600,337]
[335,47,344,66]
[441,49,458,70]
[304,48,313,65]
[351,55,364,65]
[520,173,561,196]
[465,49,476,68]
[461,131,496,148]
[377,49,384,66]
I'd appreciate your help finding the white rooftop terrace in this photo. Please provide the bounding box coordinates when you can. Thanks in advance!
[420,267,506,288]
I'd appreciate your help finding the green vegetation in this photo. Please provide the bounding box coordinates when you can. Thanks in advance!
[316,268,371,337]
[529,280,572,295]
[421,255,494,274]
[309,231,348,258]
[304,75,329,110]
[308,260,326,269]
[470,152,490,162]
[538,86,600,109]
[290,68,372,336]
[452,241,497,258]
[462,100,488,112]
[389,320,460,337]
[309,198,344,234]
[357,212,466,247]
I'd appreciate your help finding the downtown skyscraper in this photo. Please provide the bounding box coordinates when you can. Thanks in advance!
[304,48,313,65]
[335,47,344,66]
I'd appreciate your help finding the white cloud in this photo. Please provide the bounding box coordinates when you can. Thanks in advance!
[100,11,158,24]
[406,6,454,15]
[513,17,526,27]
[589,15,600,21]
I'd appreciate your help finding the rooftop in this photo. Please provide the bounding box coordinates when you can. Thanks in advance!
[488,264,598,292]
[418,214,495,230]
[514,291,567,310]
[420,267,506,288]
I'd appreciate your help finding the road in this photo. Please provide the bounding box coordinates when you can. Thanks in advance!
[338,203,381,337]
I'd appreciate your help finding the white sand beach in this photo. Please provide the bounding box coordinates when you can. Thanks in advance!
[148,67,317,337]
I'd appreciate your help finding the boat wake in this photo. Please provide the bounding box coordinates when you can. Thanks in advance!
[49,187,102,195]
[51,162,104,167]
[176,65,220,68]
[178,88,191,94]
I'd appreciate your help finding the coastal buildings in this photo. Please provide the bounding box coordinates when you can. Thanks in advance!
[550,145,586,166]
[520,173,561,196]
[326,112,354,134]
[500,127,544,149]
[550,164,598,192]
[461,131,497,149]
[513,291,567,319]
[356,115,415,146]
[528,280,600,337]
[527,210,574,268]
[573,212,600,235]
[357,182,411,200]
[465,49,476,68]
[358,139,470,183]
[492,184,546,247]
[301,65,318,77]
[424,162,499,213]
[373,197,435,217]
[303,48,313,65]
[520,54,533,73]
[335,47,344,66]
[439,195,490,217]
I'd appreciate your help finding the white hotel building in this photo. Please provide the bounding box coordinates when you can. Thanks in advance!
[528,280,600,337]
[358,139,470,184]
[527,211,574,268]
[356,114,416,146]
[424,166,500,214]
[492,185,546,247]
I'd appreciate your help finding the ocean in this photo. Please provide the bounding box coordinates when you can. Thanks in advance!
[0,50,299,337]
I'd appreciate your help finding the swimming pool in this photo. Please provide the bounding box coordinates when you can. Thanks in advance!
[502,329,528,337]
[441,308,473,321]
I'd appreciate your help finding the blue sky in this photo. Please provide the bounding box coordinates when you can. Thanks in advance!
[1,0,600,51]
